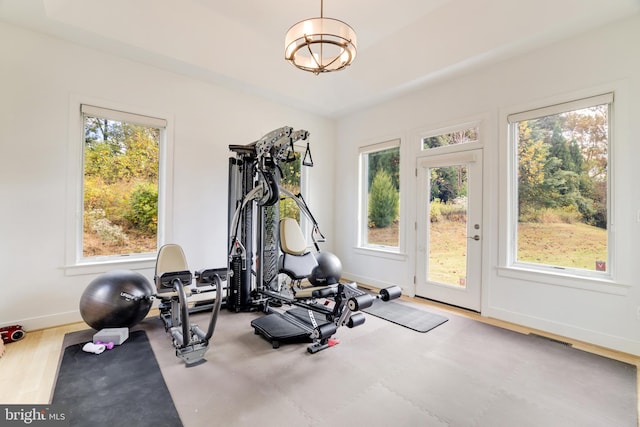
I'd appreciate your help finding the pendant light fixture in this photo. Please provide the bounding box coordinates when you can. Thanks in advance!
[284,0,357,74]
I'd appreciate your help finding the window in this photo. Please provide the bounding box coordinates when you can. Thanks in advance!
[508,93,612,274]
[359,140,401,249]
[80,105,166,260]
[279,151,302,222]
[422,126,478,150]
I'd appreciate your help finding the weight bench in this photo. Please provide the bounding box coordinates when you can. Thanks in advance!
[155,243,224,366]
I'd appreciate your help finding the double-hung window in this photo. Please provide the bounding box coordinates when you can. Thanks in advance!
[508,93,612,276]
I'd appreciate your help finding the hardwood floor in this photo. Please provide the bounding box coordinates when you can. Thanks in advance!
[0,321,87,404]
[1,297,638,425]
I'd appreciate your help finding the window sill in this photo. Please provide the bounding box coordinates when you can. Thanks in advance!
[64,255,156,276]
[354,246,407,261]
[496,265,630,296]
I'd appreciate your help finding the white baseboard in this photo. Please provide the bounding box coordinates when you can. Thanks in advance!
[2,310,84,332]
[485,305,640,356]
[341,272,414,297]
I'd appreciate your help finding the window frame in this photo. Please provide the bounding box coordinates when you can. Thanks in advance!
[65,99,174,275]
[506,93,614,281]
[420,123,480,153]
[357,138,402,254]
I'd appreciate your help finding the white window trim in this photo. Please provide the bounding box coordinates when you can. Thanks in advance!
[81,104,167,128]
[64,96,174,276]
[507,93,613,124]
[500,90,627,293]
[419,121,483,154]
[358,138,402,253]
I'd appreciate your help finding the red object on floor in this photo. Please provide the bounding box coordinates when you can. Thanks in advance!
[1,325,26,344]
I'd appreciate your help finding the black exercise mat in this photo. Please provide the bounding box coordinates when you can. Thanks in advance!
[362,299,448,332]
[52,330,182,427]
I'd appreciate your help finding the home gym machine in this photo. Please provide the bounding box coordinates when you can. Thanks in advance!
[227,126,401,353]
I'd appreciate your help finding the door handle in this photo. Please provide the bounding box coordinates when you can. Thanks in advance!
[467,235,480,241]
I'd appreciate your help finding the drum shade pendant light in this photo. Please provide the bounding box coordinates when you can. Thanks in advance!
[285,0,357,74]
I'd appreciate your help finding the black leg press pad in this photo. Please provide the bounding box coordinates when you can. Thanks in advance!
[251,312,312,345]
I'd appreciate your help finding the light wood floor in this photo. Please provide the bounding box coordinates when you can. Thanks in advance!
[1,296,639,424]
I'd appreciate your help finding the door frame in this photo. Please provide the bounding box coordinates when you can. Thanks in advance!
[415,148,483,311]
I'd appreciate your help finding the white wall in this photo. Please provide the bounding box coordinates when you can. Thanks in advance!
[335,14,640,355]
[0,22,335,330]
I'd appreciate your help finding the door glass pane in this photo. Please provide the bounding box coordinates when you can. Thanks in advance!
[428,164,468,287]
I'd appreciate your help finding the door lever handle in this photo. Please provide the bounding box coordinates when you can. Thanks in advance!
[467,235,480,241]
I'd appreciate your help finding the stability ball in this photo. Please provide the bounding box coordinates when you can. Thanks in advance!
[80,270,155,330]
[308,252,343,285]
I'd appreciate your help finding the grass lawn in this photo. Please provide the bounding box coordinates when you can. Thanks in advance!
[428,219,467,285]
[517,222,607,270]
[369,220,608,285]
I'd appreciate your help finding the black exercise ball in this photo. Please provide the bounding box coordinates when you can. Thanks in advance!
[308,251,343,285]
[79,270,154,330]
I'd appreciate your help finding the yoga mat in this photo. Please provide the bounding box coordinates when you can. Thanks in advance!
[52,330,182,427]
[362,299,448,332]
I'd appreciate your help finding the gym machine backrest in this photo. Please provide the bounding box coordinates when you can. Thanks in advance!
[155,244,191,294]
[278,217,318,281]
[278,218,338,299]
[155,244,193,350]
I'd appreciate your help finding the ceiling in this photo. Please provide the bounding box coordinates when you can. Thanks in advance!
[2,0,639,117]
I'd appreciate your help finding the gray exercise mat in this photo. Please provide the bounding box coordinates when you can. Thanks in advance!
[362,299,448,332]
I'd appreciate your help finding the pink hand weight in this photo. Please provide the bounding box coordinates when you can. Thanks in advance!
[95,340,115,350]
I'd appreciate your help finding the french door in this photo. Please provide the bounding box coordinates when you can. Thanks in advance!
[415,149,483,311]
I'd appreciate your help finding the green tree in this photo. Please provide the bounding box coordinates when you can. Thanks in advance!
[84,121,159,184]
[279,152,301,220]
[517,121,549,216]
[544,125,576,207]
[565,106,608,227]
[125,182,158,234]
[368,147,400,191]
[517,110,605,227]
[368,169,399,228]
[430,166,467,203]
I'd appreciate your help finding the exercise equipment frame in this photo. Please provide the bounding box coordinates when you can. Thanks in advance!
[227,126,401,353]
